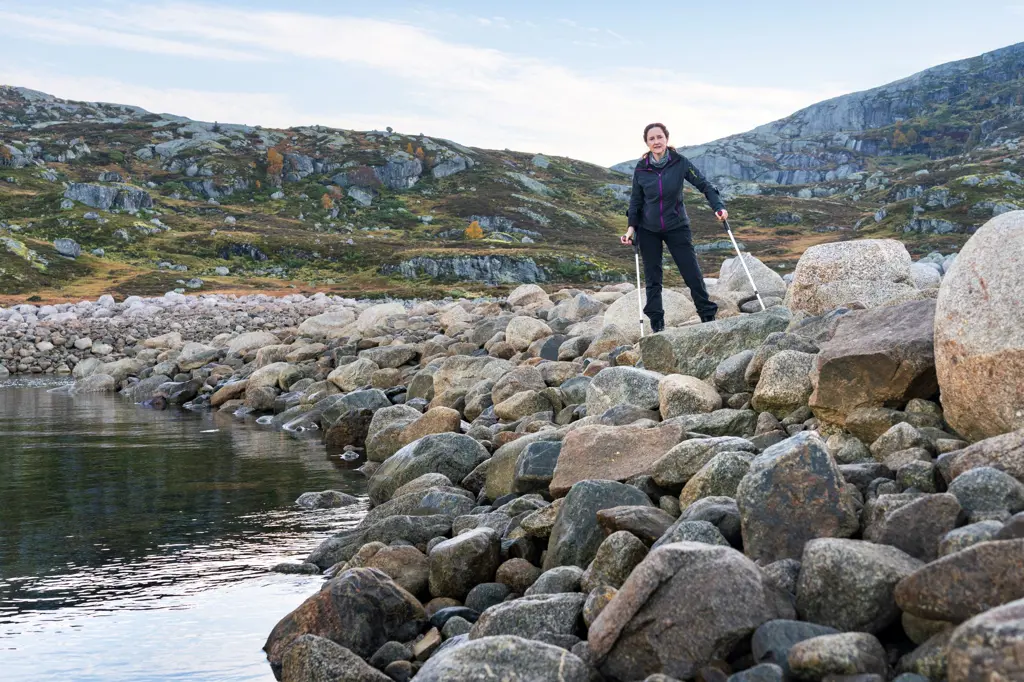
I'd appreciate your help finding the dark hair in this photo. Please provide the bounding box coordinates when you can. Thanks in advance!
[643,122,669,142]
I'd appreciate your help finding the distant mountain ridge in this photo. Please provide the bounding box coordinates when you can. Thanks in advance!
[614,41,1024,191]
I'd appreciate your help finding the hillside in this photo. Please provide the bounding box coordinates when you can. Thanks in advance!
[1,39,1022,302]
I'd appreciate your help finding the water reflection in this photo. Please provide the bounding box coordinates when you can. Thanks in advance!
[0,378,367,680]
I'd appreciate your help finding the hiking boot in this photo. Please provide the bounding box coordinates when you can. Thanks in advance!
[651,319,665,333]
[700,313,717,323]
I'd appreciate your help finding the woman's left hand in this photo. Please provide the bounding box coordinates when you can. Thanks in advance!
[715,209,729,221]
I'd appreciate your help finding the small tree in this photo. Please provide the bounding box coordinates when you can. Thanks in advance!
[321,193,334,211]
[255,179,261,190]
[266,148,284,176]
[415,146,425,160]
[0,145,11,162]
[465,220,484,239]
[905,128,919,146]
[892,130,909,148]
[406,142,414,155]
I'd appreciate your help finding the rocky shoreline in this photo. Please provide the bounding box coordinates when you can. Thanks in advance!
[23,212,1024,682]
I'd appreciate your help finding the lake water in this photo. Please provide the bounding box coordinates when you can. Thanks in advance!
[0,377,367,681]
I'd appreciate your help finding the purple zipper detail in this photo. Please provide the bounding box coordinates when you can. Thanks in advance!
[658,172,665,231]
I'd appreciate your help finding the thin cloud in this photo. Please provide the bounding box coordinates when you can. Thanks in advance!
[0,2,842,165]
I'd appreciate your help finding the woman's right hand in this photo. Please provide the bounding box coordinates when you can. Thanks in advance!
[620,226,636,245]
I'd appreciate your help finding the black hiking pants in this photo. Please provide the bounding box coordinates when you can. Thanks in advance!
[636,226,717,324]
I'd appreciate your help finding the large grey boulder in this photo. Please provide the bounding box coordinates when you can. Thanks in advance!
[751,350,815,418]
[795,538,924,634]
[469,592,585,640]
[588,542,795,681]
[544,479,653,570]
[784,238,923,315]
[367,433,488,505]
[736,432,859,564]
[64,182,153,211]
[296,310,356,337]
[280,635,390,682]
[428,528,501,600]
[585,366,661,415]
[640,307,790,379]
[604,289,697,341]
[54,238,81,258]
[935,210,1024,441]
[414,635,590,682]
[718,253,787,300]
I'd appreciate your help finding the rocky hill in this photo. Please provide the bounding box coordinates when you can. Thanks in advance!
[1,42,1022,302]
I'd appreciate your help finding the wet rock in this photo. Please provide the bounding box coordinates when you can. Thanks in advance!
[296,490,361,509]
[280,634,391,682]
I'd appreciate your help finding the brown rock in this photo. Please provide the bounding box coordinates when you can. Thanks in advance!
[946,596,1024,682]
[588,542,794,681]
[495,558,542,594]
[323,408,374,449]
[895,539,1024,623]
[397,407,462,449]
[809,299,937,428]
[210,380,246,407]
[947,428,1024,482]
[364,545,429,598]
[549,423,684,497]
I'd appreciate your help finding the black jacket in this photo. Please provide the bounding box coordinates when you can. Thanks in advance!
[627,149,725,232]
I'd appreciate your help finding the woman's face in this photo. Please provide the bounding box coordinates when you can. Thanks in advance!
[646,127,668,156]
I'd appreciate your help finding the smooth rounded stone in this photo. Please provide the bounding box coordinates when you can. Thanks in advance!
[429,606,479,630]
[895,539,1024,623]
[935,212,1024,441]
[368,433,487,505]
[524,565,583,595]
[461,459,491,495]
[679,452,754,508]
[396,406,461,447]
[997,512,1024,540]
[583,586,618,628]
[946,596,1024,682]
[659,374,723,419]
[751,620,841,678]
[896,460,939,492]
[494,390,551,421]
[244,385,277,411]
[428,528,501,600]
[295,490,361,509]
[862,493,962,562]
[122,375,174,403]
[727,663,784,682]
[605,289,697,342]
[495,558,542,594]
[70,373,117,394]
[544,479,653,570]
[491,366,545,405]
[519,499,562,538]
[425,597,461,617]
[902,611,954,646]
[762,559,802,596]
[596,506,675,546]
[809,300,937,429]
[226,331,280,356]
[296,310,356,337]
[550,423,683,497]
[719,252,787,299]
[586,366,662,415]
[713,350,756,395]
[659,496,681,517]
[72,357,103,380]
[795,538,924,634]
[441,615,473,639]
[868,423,930,462]
[486,430,566,502]
[453,511,513,537]
[413,635,590,682]
[368,640,413,669]
[651,437,757,488]
[880,447,932,472]
[391,474,454,500]
[737,432,860,564]
[468,592,586,640]
[945,428,1024,484]
[674,496,743,547]
[465,583,512,614]
[505,317,553,352]
[588,542,795,681]
[176,342,221,371]
[844,407,909,444]
[280,634,391,682]
[323,408,374,448]
[786,632,888,679]
[364,545,430,597]
[835,438,874,465]
[948,466,1024,519]
[784,238,921,315]
[598,404,659,426]
[744,332,820,387]
[559,376,592,405]
[508,284,552,308]
[512,441,561,494]
[751,350,815,419]
[581,531,648,593]
[264,568,425,671]
[652,519,730,550]
[893,675,929,682]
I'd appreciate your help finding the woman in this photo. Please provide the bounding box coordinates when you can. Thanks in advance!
[621,122,728,331]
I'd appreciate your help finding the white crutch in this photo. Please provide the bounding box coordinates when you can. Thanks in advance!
[723,219,765,311]
[633,241,645,338]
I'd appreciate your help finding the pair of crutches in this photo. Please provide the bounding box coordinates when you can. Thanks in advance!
[631,219,765,338]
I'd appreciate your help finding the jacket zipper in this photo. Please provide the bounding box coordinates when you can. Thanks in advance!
[658,172,665,232]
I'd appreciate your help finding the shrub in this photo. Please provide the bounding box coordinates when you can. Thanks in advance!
[465,220,484,239]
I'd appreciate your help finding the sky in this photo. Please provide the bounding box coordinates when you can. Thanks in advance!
[1,1,1022,166]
